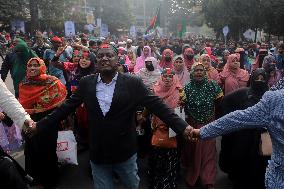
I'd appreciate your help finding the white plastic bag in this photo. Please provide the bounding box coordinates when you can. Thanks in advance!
[169,107,186,138]
[56,130,78,165]
[174,107,186,121]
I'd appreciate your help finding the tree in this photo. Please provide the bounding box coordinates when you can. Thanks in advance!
[95,0,132,34]
[0,1,29,25]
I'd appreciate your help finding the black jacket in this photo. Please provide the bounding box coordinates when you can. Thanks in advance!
[37,73,188,164]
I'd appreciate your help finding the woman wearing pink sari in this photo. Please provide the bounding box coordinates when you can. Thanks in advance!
[134,46,151,73]
[159,48,174,69]
[183,47,195,71]
[220,54,250,95]
[173,55,190,86]
[200,54,221,85]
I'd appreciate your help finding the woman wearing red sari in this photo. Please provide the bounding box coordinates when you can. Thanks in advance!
[19,57,67,189]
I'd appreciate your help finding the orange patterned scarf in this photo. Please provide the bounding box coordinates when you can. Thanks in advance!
[19,58,67,114]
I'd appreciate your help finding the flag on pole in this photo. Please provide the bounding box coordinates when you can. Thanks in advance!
[178,18,187,38]
[145,5,161,34]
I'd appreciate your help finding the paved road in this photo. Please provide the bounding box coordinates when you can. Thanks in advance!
[0,59,232,189]
[13,138,232,189]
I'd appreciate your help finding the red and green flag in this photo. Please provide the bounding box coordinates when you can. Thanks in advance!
[145,5,161,34]
[178,18,187,38]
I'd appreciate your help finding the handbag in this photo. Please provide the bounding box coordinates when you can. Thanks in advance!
[151,122,177,148]
[259,132,272,156]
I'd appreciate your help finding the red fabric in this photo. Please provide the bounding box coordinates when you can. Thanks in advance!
[51,36,62,43]
[76,104,88,129]
[19,58,67,114]
[181,118,217,186]
[159,49,174,69]
[205,47,219,64]
[63,62,76,72]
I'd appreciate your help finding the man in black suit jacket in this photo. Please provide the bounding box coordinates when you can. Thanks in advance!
[33,44,192,189]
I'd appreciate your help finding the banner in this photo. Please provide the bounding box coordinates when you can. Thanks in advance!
[86,12,95,24]
[96,18,102,28]
[64,21,75,37]
[243,29,255,40]
[100,24,109,37]
[130,26,136,37]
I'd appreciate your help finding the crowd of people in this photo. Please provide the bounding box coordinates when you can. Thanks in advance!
[0,29,284,189]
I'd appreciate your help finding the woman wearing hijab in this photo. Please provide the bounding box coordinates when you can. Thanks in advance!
[173,55,190,87]
[12,39,37,97]
[220,54,250,95]
[134,46,151,73]
[262,55,282,88]
[202,47,219,68]
[253,49,268,71]
[235,47,251,72]
[217,50,230,72]
[52,48,96,144]
[137,57,161,91]
[19,57,67,188]
[149,68,182,189]
[200,54,221,85]
[127,49,137,74]
[219,68,269,189]
[182,63,223,189]
[182,47,195,71]
[159,48,174,69]
[51,48,95,93]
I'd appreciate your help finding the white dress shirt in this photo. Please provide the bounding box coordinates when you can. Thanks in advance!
[96,72,118,116]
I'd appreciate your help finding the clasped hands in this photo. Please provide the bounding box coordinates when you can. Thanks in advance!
[183,126,201,141]
[22,119,37,138]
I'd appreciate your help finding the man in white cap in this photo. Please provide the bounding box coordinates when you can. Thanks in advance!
[126,39,136,53]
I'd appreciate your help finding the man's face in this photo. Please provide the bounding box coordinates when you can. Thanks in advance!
[81,38,88,45]
[52,41,61,49]
[127,42,132,48]
[278,47,284,55]
[36,38,44,46]
[138,40,144,47]
[96,48,118,74]
[174,40,179,46]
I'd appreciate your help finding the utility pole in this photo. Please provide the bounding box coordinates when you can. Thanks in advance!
[143,0,146,29]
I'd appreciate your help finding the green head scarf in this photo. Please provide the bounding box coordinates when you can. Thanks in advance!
[12,39,38,97]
